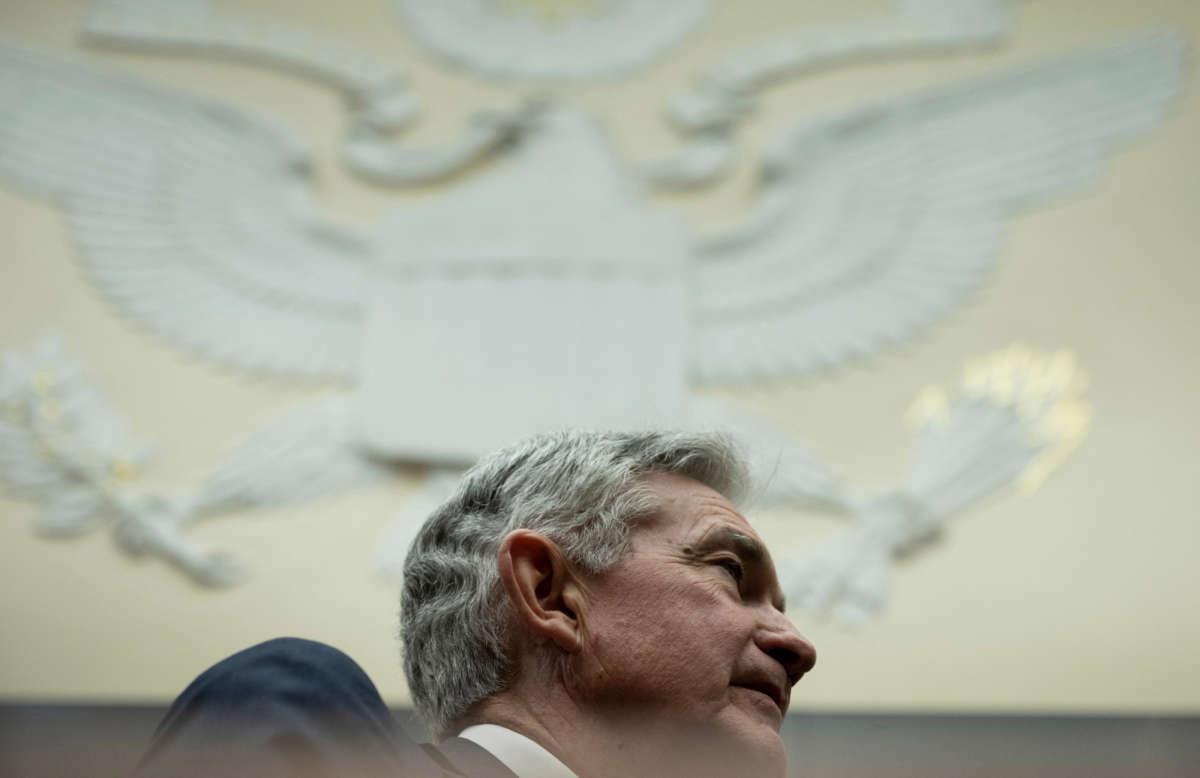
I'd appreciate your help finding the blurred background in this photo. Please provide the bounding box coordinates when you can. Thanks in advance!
[1,0,1198,775]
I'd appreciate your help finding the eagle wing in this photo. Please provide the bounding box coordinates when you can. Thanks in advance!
[0,40,371,380]
[689,32,1183,384]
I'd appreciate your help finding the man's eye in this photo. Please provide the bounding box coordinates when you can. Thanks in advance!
[716,557,744,583]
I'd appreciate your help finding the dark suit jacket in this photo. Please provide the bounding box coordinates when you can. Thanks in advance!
[134,637,515,778]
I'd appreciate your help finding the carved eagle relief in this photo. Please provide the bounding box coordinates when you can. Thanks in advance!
[0,0,1182,620]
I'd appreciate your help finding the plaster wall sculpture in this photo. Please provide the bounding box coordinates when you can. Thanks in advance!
[650,0,1016,187]
[0,336,391,586]
[0,335,152,539]
[357,107,692,462]
[777,343,1092,625]
[391,0,1014,186]
[85,0,1017,186]
[0,335,229,583]
[393,0,715,81]
[85,0,417,130]
[0,334,1088,624]
[0,24,1183,618]
[85,0,536,184]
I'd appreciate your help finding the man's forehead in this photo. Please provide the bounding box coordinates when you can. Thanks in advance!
[640,472,757,537]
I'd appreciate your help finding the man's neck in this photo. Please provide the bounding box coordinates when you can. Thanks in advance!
[461,687,715,778]
[461,688,784,778]
[462,694,571,760]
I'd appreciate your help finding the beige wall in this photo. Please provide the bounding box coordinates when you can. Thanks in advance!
[1,0,1198,714]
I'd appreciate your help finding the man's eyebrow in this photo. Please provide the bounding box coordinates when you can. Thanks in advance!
[695,526,787,612]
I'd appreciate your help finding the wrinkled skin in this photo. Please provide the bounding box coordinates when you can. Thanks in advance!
[566,472,817,777]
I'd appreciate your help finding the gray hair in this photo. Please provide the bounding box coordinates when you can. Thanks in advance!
[399,429,748,738]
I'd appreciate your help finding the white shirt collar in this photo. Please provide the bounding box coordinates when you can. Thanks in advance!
[457,723,578,778]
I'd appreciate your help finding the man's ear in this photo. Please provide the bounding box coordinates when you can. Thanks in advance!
[496,530,585,654]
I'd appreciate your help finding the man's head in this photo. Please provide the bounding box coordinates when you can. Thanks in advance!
[400,430,815,775]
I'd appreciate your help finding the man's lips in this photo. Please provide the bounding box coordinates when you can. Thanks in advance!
[731,680,787,719]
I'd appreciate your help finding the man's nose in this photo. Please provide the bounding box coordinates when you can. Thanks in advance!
[755,613,816,686]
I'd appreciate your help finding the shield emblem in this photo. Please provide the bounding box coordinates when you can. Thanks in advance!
[355,108,690,462]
